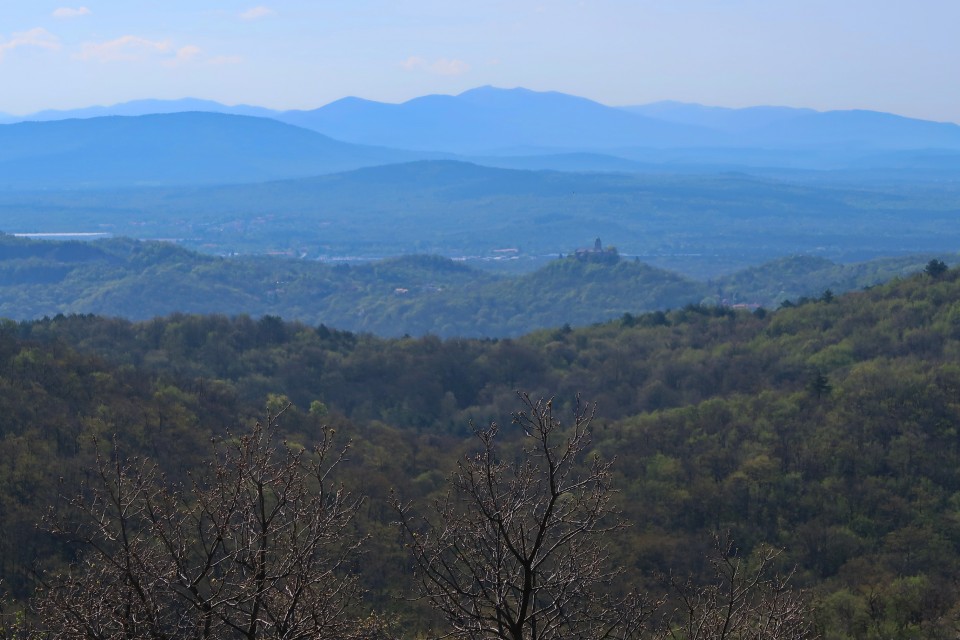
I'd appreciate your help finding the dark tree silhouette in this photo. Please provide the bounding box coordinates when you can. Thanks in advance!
[394,394,655,640]
[925,259,949,278]
[807,371,832,400]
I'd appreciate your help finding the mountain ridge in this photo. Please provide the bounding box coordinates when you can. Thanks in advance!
[0,111,438,188]
[6,87,960,161]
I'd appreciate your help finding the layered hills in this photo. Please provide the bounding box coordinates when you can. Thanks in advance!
[4,160,958,277]
[279,86,960,161]
[4,84,960,638]
[0,233,947,337]
[2,88,958,275]
[3,86,960,176]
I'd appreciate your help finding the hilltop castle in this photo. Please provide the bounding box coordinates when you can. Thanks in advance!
[574,238,619,263]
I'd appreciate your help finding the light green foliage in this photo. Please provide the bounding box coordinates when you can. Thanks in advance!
[1,268,960,636]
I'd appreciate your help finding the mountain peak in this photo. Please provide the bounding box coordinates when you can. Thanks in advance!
[458,85,536,96]
[456,85,599,107]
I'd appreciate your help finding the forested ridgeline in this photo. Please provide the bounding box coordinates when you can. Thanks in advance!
[0,233,948,338]
[3,266,960,636]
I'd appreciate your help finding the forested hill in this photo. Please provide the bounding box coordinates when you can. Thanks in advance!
[4,266,960,635]
[0,234,945,337]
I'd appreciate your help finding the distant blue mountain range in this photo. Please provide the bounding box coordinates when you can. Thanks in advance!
[0,98,278,122]
[2,86,960,187]
[0,112,436,188]
[620,102,818,133]
[5,86,959,153]
[278,87,716,153]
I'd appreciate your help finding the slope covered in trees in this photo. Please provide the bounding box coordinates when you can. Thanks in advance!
[2,267,960,636]
[0,233,948,337]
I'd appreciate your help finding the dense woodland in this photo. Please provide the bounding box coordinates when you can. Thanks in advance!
[0,233,947,337]
[2,264,960,636]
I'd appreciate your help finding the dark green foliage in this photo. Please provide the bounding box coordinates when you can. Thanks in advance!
[924,258,948,278]
[806,369,832,398]
[0,234,710,337]
[1,233,954,338]
[715,254,948,308]
[3,268,960,636]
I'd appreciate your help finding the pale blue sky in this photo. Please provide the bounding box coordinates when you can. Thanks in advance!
[1,1,958,121]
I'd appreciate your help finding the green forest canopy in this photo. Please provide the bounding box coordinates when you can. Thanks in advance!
[0,233,950,337]
[2,265,960,636]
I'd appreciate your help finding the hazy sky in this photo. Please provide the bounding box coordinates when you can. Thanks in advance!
[1,1,958,121]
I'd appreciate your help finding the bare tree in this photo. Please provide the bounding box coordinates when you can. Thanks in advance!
[660,535,814,640]
[35,411,371,640]
[394,393,655,640]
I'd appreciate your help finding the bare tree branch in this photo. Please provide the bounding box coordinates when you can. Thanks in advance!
[394,393,657,640]
[35,410,372,640]
[659,534,816,640]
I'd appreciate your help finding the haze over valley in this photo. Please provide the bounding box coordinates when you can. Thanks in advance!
[2,86,959,280]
